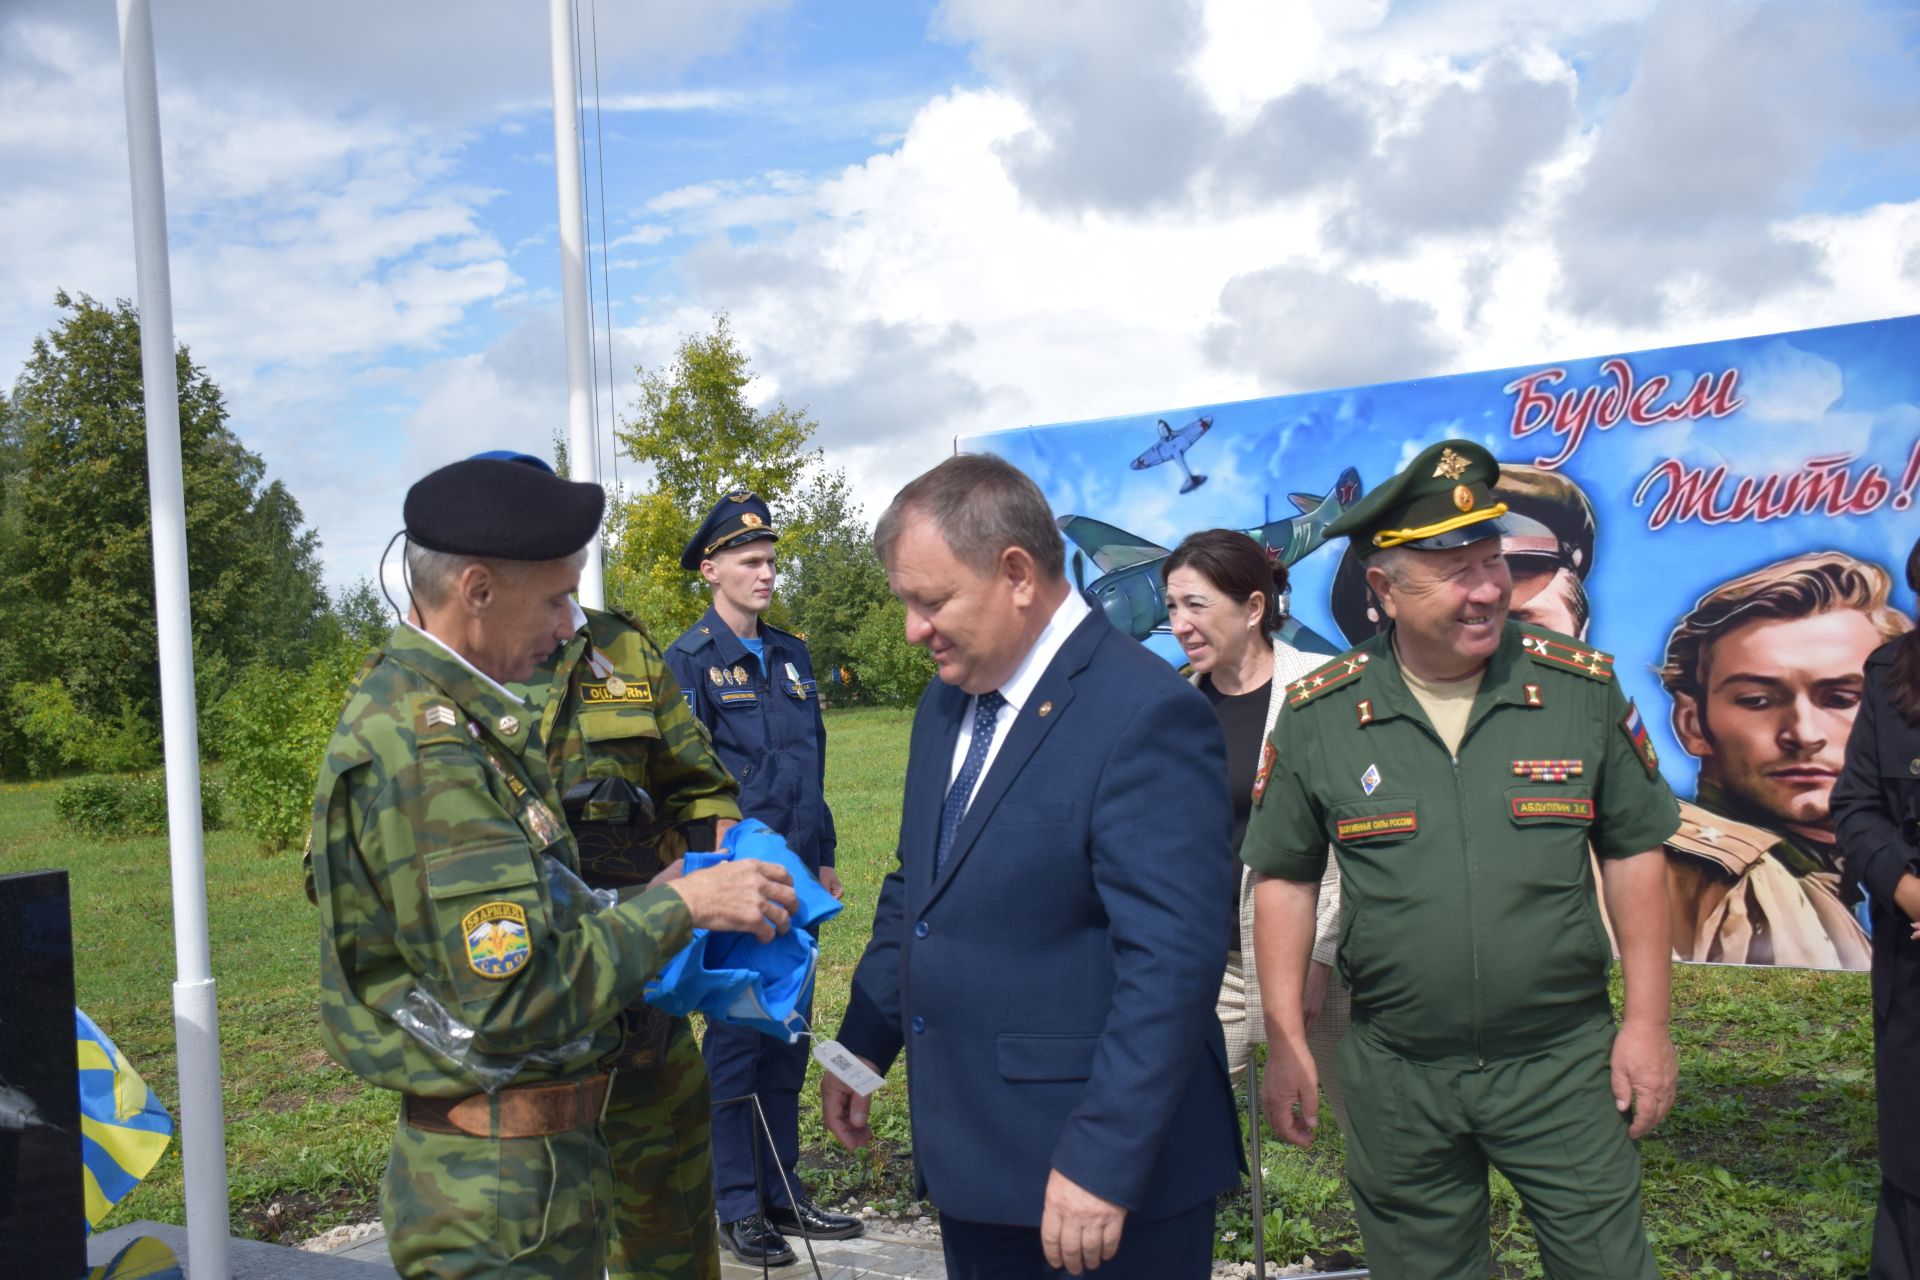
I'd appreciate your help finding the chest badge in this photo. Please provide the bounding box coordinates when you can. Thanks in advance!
[605,675,627,698]
[1361,763,1381,796]
[733,664,749,686]
[709,666,725,687]
[1512,759,1584,782]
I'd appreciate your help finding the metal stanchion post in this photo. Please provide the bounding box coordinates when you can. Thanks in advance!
[1248,1052,1266,1278]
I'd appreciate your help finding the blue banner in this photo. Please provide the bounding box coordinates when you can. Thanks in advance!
[962,314,1920,970]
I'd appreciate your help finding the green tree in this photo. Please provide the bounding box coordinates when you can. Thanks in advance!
[843,596,937,706]
[1,291,329,771]
[607,314,820,637]
[782,469,893,701]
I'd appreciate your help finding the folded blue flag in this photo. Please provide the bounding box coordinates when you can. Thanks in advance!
[643,820,843,1041]
[76,1008,173,1233]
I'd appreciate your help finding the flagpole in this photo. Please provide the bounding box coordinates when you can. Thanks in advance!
[115,2,232,1276]
[548,0,605,608]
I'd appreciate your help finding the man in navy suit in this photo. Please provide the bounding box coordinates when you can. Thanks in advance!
[822,454,1242,1278]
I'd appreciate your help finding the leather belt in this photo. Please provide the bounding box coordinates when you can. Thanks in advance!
[403,1071,614,1139]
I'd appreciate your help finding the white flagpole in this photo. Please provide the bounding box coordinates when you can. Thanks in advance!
[549,0,605,608]
[115,2,232,1275]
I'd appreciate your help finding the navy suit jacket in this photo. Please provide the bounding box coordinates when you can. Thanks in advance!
[837,607,1243,1226]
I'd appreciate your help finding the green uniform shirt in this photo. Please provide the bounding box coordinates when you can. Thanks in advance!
[521,607,743,882]
[307,623,694,1097]
[1241,621,1680,1064]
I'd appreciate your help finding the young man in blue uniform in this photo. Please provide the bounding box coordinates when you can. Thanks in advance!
[665,490,859,1267]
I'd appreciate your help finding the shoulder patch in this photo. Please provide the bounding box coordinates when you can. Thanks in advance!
[1286,651,1374,708]
[1619,700,1659,777]
[461,902,531,979]
[1520,630,1615,682]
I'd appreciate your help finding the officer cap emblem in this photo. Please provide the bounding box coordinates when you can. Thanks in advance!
[1453,484,1474,512]
[1433,447,1469,480]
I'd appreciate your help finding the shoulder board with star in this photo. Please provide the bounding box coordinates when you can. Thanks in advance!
[1664,799,1778,876]
[1518,626,1615,683]
[1285,649,1376,709]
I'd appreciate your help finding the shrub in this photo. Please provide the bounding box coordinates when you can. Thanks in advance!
[7,680,159,777]
[843,597,936,706]
[56,771,225,838]
[212,639,371,851]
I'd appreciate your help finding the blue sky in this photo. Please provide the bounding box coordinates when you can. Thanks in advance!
[4,0,1920,588]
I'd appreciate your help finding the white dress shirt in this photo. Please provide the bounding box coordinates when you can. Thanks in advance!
[945,588,1093,810]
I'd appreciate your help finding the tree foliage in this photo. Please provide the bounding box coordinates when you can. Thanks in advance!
[0,292,331,775]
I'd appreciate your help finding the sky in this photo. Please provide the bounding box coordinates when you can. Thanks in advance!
[5,0,1920,590]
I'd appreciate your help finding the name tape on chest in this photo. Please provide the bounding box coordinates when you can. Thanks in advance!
[1335,811,1418,842]
[1510,796,1595,822]
[582,678,653,705]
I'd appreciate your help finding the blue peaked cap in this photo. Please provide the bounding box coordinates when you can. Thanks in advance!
[643,820,842,1042]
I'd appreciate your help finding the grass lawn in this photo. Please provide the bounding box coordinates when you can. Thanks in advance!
[0,705,1880,1275]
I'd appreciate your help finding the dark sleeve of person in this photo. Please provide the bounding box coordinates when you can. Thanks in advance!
[1834,670,1917,905]
[1048,682,1233,1210]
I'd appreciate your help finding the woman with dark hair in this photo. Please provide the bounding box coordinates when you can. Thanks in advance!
[1163,529,1347,1132]
[1833,535,1920,1280]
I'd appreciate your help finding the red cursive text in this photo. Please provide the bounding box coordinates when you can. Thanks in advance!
[1506,358,1744,470]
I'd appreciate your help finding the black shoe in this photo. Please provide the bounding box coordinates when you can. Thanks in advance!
[719,1214,798,1267]
[764,1194,866,1241]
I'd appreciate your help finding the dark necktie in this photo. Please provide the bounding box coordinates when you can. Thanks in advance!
[935,690,1005,873]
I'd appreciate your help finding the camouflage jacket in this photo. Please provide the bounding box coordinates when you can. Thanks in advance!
[306,622,693,1096]
[523,606,743,888]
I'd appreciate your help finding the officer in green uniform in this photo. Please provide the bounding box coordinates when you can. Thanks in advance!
[1241,440,1681,1280]
[307,456,798,1280]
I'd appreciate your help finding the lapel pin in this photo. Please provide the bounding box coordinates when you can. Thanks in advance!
[1037,700,1053,718]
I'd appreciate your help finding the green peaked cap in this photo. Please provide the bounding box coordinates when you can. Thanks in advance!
[1324,439,1510,555]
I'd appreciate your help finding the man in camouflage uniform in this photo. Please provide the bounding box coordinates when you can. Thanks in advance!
[307,456,797,1280]
[529,587,744,1280]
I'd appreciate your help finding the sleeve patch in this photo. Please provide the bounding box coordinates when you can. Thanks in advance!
[1252,740,1277,808]
[1620,700,1659,778]
[461,902,530,979]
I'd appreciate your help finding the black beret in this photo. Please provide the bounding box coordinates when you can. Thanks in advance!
[680,489,779,571]
[404,458,604,560]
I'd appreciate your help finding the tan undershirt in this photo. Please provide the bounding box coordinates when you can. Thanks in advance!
[1398,661,1484,756]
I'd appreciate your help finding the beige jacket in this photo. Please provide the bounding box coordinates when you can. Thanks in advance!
[1190,636,1340,1048]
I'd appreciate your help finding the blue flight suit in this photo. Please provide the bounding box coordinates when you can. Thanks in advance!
[665,605,835,1223]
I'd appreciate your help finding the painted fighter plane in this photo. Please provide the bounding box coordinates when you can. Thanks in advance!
[1130,415,1212,493]
[1059,465,1362,654]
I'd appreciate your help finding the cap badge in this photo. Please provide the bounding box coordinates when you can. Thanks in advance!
[741,512,764,528]
[1433,446,1469,480]
[728,489,754,502]
[1453,484,1474,512]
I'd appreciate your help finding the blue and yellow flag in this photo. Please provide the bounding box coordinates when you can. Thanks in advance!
[76,1008,173,1232]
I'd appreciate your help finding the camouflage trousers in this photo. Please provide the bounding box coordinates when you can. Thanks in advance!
[603,1022,720,1280]
[379,1023,717,1280]
[381,1110,612,1280]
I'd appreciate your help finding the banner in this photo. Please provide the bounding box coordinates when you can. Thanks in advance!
[961,314,1920,972]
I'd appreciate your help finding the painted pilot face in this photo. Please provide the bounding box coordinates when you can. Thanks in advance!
[884,512,1035,696]
[1367,539,1512,679]
[703,541,778,619]
[1508,562,1585,639]
[1164,566,1263,676]
[1676,608,1882,838]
